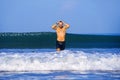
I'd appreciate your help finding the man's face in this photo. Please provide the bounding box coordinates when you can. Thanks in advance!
[58,22,63,28]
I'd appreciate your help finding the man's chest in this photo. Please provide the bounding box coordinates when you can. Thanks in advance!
[56,28,66,33]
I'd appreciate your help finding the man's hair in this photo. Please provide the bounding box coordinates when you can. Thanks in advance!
[59,21,63,22]
[58,21,63,24]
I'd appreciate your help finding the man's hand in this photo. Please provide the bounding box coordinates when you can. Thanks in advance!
[56,22,59,26]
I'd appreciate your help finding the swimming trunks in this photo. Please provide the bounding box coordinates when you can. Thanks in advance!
[56,40,66,50]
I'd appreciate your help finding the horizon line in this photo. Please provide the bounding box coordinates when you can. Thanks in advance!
[0,31,120,36]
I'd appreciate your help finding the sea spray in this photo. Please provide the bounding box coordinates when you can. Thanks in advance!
[0,49,120,71]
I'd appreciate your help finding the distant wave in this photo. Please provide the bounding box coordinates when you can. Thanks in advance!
[0,32,120,48]
[0,50,120,71]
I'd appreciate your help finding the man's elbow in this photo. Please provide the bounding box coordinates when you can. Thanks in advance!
[52,26,56,30]
[52,26,54,29]
[68,24,70,28]
[66,24,70,28]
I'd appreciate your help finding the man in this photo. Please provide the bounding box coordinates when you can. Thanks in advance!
[52,21,70,51]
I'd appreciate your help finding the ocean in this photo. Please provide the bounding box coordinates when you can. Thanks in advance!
[0,32,120,48]
[0,32,120,80]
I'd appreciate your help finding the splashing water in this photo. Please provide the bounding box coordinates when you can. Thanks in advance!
[0,49,120,72]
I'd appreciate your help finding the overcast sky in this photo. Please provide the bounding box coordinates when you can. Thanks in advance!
[0,0,120,34]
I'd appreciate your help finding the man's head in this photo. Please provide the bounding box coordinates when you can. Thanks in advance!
[58,21,63,28]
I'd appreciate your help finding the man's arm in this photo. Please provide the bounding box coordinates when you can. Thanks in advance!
[52,24,57,30]
[64,23,70,29]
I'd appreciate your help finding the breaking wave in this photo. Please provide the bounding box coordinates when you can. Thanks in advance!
[0,50,120,72]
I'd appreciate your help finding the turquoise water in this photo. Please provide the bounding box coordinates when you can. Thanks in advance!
[0,32,120,48]
[0,48,120,80]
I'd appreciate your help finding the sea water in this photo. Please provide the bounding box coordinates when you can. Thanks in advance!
[0,48,120,80]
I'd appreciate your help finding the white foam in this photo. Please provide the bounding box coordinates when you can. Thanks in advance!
[0,50,120,71]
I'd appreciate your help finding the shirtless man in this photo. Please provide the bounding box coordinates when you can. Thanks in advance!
[52,21,70,51]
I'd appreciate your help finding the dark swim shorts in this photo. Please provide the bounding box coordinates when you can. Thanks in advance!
[56,40,66,50]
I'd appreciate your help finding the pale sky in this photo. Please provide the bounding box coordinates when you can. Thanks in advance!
[0,0,120,34]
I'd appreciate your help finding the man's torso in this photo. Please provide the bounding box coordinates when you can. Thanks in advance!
[56,27,67,41]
